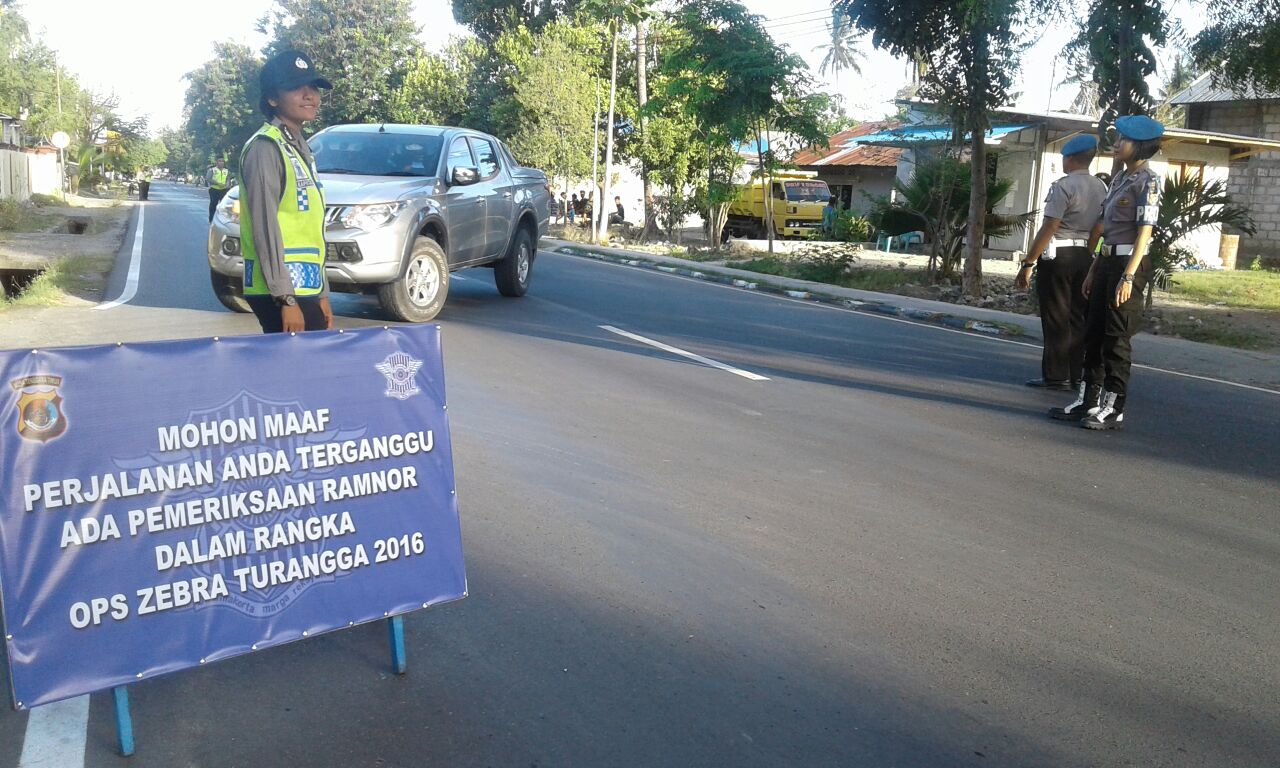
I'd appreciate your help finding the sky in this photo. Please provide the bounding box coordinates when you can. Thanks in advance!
[18,0,1202,134]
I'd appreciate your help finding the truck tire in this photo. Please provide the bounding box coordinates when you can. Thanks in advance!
[210,269,251,313]
[378,236,449,322]
[494,227,534,297]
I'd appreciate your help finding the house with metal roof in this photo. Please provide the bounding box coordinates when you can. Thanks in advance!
[849,103,1280,265]
[1172,73,1280,266]
[790,121,904,215]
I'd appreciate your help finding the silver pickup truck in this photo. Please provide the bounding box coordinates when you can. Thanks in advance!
[208,124,551,322]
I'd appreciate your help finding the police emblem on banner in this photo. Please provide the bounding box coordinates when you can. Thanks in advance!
[10,374,68,443]
[375,352,422,400]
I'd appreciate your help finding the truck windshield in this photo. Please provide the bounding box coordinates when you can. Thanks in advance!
[310,132,445,178]
[784,180,831,202]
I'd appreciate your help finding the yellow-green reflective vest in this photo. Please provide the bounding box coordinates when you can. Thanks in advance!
[238,123,326,297]
[210,167,229,189]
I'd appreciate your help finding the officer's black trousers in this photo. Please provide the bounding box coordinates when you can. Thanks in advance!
[208,188,228,222]
[245,296,329,334]
[1035,246,1092,383]
[1082,254,1149,396]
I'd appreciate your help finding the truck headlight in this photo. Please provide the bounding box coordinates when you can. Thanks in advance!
[338,202,406,231]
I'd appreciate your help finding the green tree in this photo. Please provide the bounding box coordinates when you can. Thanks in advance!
[388,36,488,127]
[840,0,1050,297]
[0,5,83,148]
[654,0,825,250]
[450,0,584,41]
[1156,52,1198,127]
[490,20,602,187]
[159,127,200,176]
[1064,0,1168,146]
[260,0,420,126]
[1148,174,1255,305]
[871,154,1034,280]
[183,42,263,169]
[1192,1,1280,93]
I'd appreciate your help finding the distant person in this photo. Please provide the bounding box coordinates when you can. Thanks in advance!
[822,197,838,235]
[1019,134,1107,393]
[137,168,152,201]
[568,193,578,224]
[558,191,568,223]
[206,158,231,222]
[239,49,334,334]
[609,195,625,226]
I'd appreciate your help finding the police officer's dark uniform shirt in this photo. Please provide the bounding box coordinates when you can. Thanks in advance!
[1042,170,1107,244]
[1101,166,1161,246]
[242,118,328,299]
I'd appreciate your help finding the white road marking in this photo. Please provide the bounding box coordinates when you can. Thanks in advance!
[599,325,770,381]
[565,253,1280,397]
[18,695,89,768]
[94,205,145,310]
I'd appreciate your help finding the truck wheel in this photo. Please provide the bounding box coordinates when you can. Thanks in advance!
[494,227,534,297]
[379,236,449,322]
[210,269,250,313]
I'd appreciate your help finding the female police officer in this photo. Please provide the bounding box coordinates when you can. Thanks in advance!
[239,49,333,334]
[1051,115,1164,430]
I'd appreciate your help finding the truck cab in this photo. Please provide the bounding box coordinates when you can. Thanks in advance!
[726,172,832,240]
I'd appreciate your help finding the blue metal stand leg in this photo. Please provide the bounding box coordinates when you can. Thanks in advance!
[112,686,135,757]
[388,616,406,675]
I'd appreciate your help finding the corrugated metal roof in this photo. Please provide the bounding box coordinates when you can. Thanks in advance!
[1170,71,1280,105]
[852,123,1032,147]
[791,121,904,168]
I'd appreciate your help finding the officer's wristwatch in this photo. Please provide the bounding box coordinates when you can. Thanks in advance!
[1019,262,1035,271]
[275,294,298,307]
[1120,274,1135,284]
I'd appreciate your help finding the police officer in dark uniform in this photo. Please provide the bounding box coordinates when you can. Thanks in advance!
[1051,115,1165,429]
[1018,134,1107,390]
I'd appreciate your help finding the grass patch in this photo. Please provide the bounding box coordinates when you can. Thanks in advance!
[1172,325,1272,350]
[1167,270,1280,311]
[1,253,115,309]
[735,257,922,292]
[0,200,62,233]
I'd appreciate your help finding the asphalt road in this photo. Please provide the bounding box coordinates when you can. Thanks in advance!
[2,182,1277,767]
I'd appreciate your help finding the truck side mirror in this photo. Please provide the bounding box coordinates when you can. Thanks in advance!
[451,166,480,186]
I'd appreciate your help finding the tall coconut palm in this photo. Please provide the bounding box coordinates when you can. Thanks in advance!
[815,10,864,85]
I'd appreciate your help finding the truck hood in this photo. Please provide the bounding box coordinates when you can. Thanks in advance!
[315,174,438,204]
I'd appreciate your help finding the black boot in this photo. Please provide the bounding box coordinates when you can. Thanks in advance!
[1050,382,1101,421]
[1082,391,1125,430]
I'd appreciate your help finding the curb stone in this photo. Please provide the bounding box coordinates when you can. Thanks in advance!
[551,244,1025,339]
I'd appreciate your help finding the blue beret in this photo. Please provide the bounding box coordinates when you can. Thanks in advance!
[1115,115,1165,141]
[1061,134,1098,157]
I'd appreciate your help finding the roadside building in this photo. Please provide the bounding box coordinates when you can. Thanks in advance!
[850,104,1280,266]
[1171,73,1280,266]
[791,121,903,215]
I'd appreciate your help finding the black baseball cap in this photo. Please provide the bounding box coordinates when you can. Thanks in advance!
[260,49,333,94]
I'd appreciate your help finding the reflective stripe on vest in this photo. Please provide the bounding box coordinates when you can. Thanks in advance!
[211,168,229,189]
[238,123,326,297]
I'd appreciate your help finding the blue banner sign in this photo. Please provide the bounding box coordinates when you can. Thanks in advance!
[0,326,466,708]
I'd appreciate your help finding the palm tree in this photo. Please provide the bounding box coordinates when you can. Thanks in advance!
[871,155,1035,280]
[815,10,864,85]
[1147,173,1256,306]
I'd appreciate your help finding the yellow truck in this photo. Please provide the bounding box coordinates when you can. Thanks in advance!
[726,171,833,239]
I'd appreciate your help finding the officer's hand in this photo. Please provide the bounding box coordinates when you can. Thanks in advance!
[1082,271,1094,299]
[1014,269,1030,291]
[318,297,334,330]
[1113,280,1132,309]
[281,304,306,333]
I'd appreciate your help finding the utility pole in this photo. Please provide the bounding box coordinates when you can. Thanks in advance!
[637,19,656,241]
[598,21,620,243]
[592,77,600,220]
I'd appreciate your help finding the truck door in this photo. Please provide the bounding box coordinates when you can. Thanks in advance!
[444,136,485,265]
[470,136,515,260]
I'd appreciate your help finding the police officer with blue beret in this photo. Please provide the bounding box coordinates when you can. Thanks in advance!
[1051,115,1165,429]
[1019,133,1108,390]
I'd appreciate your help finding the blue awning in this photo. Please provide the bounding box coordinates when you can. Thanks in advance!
[848,124,1032,148]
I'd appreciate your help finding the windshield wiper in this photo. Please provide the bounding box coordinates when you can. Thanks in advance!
[318,168,366,175]
[382,171,428,177]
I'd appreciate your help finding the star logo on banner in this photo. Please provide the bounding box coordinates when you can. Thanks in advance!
[375,352,423,400]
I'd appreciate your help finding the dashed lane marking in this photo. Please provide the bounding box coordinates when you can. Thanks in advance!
[599,325,770,381]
